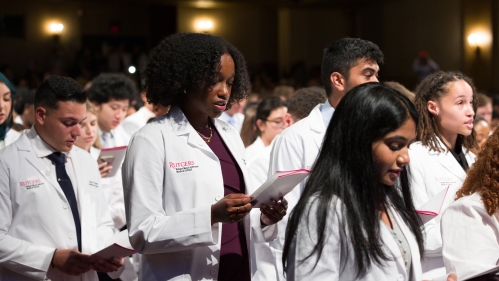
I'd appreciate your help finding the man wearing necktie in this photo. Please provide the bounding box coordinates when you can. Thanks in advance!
[0,76,124,281]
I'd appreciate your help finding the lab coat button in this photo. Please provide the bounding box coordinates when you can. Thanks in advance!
[210,268,217,276]
[397,274,404,281]
[45,170,51,176]
[215,195,222,201]
[63,203,69,209]
[198,141,204,146]
[68,233,74,239]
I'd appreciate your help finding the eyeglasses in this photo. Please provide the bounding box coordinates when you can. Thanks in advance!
[264,118,286,127]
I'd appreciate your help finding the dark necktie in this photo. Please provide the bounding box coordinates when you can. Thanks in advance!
[46,152,82,252]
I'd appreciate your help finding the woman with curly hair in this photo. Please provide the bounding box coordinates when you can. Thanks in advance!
[441,128,499,280]
[408,71,478,279]
[122,33,287,281]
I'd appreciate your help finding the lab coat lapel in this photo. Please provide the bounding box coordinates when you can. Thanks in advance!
[308,105,327,150]
[169,106,217,159]
[433,138,467,181]
[214,119,249,189]
[379,221,407,279]
[71,148,92,254]
[16,134,67,200]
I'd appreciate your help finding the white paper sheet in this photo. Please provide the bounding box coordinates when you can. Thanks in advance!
[251,169,310,208]
[416,185,450,225]
[92,230,135,259]
[98,146,127,178]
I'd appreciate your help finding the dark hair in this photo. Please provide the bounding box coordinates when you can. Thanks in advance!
[283,83,423,279]
[240,102,259,147]
[87,73,137,105]
[321,38,384,96]
[255,96,287,135]
[0,72,16,140]
[414,71,478,152]
[34,76,86,110]
[144,33,251,109]
[477,93,492,108]
[474,115,486,125]
[492,94,499,106]
[287,86,327,121]
[14,89,35,115]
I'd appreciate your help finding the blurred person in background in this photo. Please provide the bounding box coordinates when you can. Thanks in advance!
[87,73,136,148]
[74,101,136,281]
[273,85,294,101]
[219,98,246,132]
[476,93,493,124]
[14,89,36,130]
[245,97,288,162]
[491,110,499,132]
[384,81,415,102]
[413,50,439,82]
[469,115,490,155]
[0,72,21,149]
[240,102,259,147]
[121,92,156,137]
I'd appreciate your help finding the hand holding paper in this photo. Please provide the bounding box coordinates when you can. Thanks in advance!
[92,230,135,259]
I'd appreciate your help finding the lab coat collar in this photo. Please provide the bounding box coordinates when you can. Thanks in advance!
[380,204,422,281]
[27,126,71,159]
[307,105,327,149]
[432,137,468,181]
[15,129,69,202]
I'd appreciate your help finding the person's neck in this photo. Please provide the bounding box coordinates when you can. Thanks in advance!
[98,124,111,134]
[21,115,31,129]
[33,124,58,151]
[261,135,271,147]
[328,91,345,108]
[437,125,458,151]
[180,102,210,129]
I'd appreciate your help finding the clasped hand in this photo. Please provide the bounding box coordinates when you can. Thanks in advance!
[211,193,288,226]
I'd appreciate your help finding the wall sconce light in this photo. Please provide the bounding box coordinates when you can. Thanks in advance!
[49,23,64,34]
[195,20,213,33]
[467,32,491,56]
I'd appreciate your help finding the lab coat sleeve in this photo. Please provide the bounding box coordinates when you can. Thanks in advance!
[102,171,126,230]
[0,158,55,280]
[268,133,304,177]
[441,198,499,280]
[409,149,442,255]
[292,200,342,279]
[123,131,219,254]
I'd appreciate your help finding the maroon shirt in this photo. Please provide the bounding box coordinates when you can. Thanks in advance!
[198,125,250,281]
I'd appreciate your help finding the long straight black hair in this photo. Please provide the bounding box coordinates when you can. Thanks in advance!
[282,82,424,279]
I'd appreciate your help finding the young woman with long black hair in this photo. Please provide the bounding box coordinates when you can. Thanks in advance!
[283,83,456,281]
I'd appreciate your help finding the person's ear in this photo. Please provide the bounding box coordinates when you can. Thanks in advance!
[256,119,266,133]
[284,113,293,127]
[35,107,47,125]
[427,100,439,116]
[330,72,346,93]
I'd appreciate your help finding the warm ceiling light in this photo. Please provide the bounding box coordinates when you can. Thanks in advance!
[196,20,213,32]
[467,32,490,47]
[49,23,64,34]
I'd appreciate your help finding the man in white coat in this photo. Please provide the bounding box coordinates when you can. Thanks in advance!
[267,38,384,280]
[0,76,123,281]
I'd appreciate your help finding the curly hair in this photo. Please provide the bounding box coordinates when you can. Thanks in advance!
[413,71,478,152]
[144,33,251,109]
[457,128,499,215]
[87,73,138,105]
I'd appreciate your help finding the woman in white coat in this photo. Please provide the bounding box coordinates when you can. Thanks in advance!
[441,128,499,280]
[284,83,443,281]
[245,96,288,164]
[0,72,21,149]
[409,71,477,278]
[122,33,287,281]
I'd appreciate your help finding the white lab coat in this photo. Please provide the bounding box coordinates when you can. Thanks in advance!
[121,107,156,137]
[266,104,325,280]
[408,140,476,279]
[441,192,499,280]
[246,136,266,164]
[122,106,277,281]
[0,129,114,281]
[4,129,21,147]
[89,146,126,231]
[287,196,423,281]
